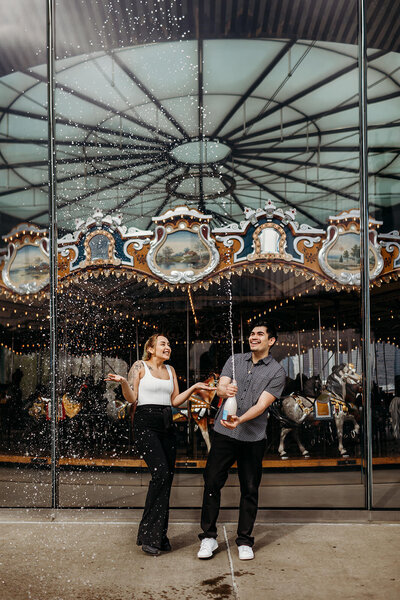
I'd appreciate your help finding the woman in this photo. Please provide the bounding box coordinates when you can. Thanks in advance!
[106,333,211,556]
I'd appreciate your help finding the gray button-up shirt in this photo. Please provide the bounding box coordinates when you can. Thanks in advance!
[213,352,286,442]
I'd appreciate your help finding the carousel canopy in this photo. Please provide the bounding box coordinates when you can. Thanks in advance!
[0,0,399,236]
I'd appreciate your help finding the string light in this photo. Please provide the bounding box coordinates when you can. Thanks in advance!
[187,286,198,326]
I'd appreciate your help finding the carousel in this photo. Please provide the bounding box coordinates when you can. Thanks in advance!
[1,201,400,469]
[0,2,399,475]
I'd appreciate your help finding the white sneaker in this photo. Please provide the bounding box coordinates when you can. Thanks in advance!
[197,538,218,559]
[238,545,254,560]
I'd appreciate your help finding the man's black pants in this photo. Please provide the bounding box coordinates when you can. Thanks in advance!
[134,405,176,550]
[199,430,266,547]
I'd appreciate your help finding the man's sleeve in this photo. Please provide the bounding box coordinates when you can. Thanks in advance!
[220,355,233,379]
[264,367,286,399]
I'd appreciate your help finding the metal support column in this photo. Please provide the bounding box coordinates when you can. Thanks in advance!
[47,0,59,509]
[358,0,373,510]
[240,311,244,353]
[186,301,192,447]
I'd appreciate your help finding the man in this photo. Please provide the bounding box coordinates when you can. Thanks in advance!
[197,321,286,561]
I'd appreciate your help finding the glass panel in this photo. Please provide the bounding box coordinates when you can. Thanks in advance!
[368,0,400,509]
[0,1,51,506]
[47,0,370,509]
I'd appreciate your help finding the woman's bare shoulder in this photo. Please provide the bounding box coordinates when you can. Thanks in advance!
[128,360,145,377]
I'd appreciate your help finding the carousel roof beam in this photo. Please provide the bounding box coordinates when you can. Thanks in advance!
[226,162,324,227]
[234,146,400,153]
[113,164,180,211]
[211,40,296,138]
[235,150,400,181]
[0,105,168,146]
[0,151,168,171]
[231,192,246,212]
[207,163,246,212]
[112,52,190,140]
[222,49,387,141]
[234,156,357,202]
[0,137,167,151]
[23,69,176,142]
[232,89,400,144]
[145,193,172,229]
[234,121,400,148]
[209,211,225,226]
[236,153,361,175]
[30,160,169,219]
[373,152,400,176]
[145,166,191,227]
[207,208,240,225]
[0,156,166,200]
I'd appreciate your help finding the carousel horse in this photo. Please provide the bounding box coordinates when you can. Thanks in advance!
[389,395,400,439]
[172,373,219,451]
[106,373,219,452]
[273,363,362,459]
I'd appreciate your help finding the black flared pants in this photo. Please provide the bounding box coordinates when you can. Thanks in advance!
[134,405,176,549]
[199,430,266,547]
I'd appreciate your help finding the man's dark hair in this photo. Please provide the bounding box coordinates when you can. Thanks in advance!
[250,321,278,340]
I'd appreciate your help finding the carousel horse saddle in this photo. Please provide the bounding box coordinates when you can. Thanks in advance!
[62,393,82,418]
[314,390,333,420]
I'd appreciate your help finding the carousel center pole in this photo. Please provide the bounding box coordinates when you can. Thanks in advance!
[135,321,139,362]
[186,299,192,448]
[47,0,59,509]
[240,310,244,354]
[318,305,324,382]
[297,330,303,390]
[336,316,340,365]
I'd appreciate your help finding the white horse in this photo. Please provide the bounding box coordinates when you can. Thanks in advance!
[389,396,400,439]
[274,364,362,459]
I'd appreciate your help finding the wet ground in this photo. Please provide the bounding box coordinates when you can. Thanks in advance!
[0,509,399,599]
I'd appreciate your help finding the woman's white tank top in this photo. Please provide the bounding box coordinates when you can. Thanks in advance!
[137,361,174,406]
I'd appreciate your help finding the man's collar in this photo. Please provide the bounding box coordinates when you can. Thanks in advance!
[245,352,272,365]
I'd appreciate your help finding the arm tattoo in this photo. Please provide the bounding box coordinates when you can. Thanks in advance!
[128,360,144,388]
[132,360,144,373]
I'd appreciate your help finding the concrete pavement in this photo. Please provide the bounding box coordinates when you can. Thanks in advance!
[0,509,399,600]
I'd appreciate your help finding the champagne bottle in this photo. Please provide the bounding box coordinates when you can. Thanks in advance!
[222,380,237,421]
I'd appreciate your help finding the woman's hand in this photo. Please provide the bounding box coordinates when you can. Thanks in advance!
[192,382,214,392]
[221,415,241,429]
[104,373,126,384]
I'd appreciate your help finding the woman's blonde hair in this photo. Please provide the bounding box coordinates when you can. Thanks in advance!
[142,333,162,361]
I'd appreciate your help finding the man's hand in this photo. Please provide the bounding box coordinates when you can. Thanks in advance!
[220,415,241,429]
[226,382,238,397]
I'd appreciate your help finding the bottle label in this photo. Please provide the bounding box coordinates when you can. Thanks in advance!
[222,409,228,421]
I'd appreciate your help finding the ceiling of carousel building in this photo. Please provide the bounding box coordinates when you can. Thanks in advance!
[0,0,399,237]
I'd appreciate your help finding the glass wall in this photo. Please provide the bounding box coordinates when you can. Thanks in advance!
[49,0,366,508]
[0,1,51,506]
[0,0,399,509]
[367,0,400,509]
